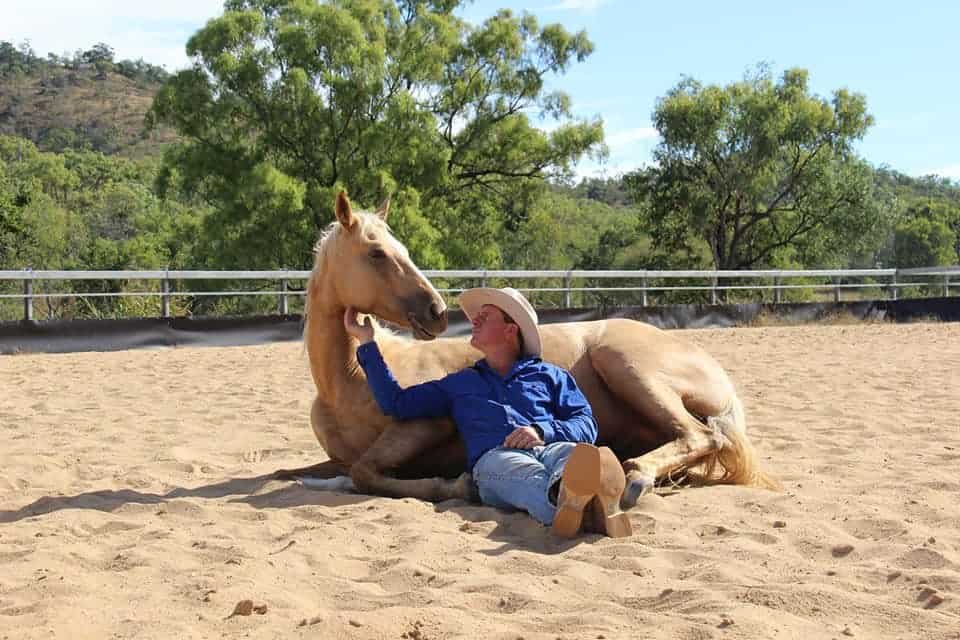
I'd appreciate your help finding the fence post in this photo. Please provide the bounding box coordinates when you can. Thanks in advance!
[23,278,33,321]
[161,278,171,318]
[640,276,648,307]
[891,272,898,301]
[833,277,841,303]
[563,271,572,309]
[279,278,289,315]
[710,277,718,305]
[944,275,950,298]
[774,276,782,304]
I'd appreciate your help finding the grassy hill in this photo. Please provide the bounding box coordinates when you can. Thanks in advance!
[0,42,178,159]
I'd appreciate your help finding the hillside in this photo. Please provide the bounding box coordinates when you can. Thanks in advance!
[0,42,178,158]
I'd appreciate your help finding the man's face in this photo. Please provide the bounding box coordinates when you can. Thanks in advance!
[470,304,517,353]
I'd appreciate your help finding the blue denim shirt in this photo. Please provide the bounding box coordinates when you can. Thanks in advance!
[356,342,598,469]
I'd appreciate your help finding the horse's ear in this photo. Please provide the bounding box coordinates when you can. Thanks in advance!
[335,191,356,230]
[375,197,390,221]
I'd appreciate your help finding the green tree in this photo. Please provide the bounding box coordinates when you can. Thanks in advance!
[893,215,955,268]
[148,0,603,269]
[0,163,27,265]
[625,66,885,270]
[872,170,960,267]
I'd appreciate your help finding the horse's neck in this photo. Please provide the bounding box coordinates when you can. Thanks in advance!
[304,303,368,409]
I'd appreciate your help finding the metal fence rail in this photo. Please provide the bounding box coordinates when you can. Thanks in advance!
[1,267,957,321]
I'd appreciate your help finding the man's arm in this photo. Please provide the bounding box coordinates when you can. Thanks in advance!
[356,341,452,420]
[535,369,598,444]
[345,307,451,421]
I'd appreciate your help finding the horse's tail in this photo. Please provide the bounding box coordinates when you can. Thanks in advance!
[687,394,781,491]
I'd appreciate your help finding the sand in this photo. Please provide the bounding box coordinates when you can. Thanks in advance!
[1,322,958,639]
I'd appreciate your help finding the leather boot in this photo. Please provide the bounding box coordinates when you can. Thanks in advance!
[551,443,602,538]
[582,447,632,538]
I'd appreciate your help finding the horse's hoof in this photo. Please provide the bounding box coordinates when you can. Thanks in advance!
[620,474,654,509]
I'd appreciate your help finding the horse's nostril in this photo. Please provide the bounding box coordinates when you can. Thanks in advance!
[430,303,446,321]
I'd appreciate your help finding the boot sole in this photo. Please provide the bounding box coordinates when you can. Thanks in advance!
[552,444,602,538]
[590,447,633,538]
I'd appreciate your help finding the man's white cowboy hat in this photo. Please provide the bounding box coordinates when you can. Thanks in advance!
[459,287,542,358]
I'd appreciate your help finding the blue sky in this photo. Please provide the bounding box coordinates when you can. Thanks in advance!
[3,0,958,180]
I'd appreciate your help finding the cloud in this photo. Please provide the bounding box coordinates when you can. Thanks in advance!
[0,0,224,70]
[569,124,658,180]
[923,165,960,180]
[574,159,646,180]
[548,0,609,12]
[605,126,659,150]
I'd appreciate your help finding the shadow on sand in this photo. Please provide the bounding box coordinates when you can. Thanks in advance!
[1,473,657,553]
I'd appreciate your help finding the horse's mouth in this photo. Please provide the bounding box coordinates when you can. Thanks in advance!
[407,314,437,341]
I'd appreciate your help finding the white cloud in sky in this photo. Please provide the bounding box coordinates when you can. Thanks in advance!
[547,0,609,12]
[605,126,658,150]
[0,1,225,70]
[923,165,960,180]
[573,125,658,180]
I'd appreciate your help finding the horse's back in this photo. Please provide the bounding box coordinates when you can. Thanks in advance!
[540,318,715,367]
[541,318,736,410]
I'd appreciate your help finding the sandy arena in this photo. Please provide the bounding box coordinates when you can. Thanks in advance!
[1,322,958,639]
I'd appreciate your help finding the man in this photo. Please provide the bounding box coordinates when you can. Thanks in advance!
[345,286,631,538]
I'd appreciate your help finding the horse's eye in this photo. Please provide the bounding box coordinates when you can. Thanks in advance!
[369,248,387,260]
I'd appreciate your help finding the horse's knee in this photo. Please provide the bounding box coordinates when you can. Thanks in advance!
[685,428,726,452]
[349,461,381,494]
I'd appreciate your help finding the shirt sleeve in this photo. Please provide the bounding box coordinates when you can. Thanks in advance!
[536,368,598,445]
[356,341,452,420]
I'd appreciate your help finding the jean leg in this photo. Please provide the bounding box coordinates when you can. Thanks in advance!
[536,442,578,490]
[472,442,578,526]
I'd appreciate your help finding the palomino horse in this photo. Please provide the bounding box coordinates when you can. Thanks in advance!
[278,192,777,507]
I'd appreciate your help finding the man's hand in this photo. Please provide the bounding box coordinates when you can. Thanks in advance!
[344,306,375,343]
[503,426,544,449]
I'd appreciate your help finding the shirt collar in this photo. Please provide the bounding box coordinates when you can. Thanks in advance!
[474,355,542,379]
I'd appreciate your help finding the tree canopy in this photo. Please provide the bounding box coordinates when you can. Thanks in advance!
[625,66,888,270]
[148,0,604,269]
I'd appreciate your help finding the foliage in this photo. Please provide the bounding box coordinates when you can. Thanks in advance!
[873,169,960,267]
[625,66,889,270]
[0,135,212,320]
[148,0,604,269]
[0,40,175,158]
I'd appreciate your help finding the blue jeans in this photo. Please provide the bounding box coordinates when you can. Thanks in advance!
[471,442,578,526]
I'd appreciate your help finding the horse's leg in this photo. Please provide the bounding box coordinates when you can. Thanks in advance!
[590,348,727,507]
[619,427,725,507]
[590,333,777,507]
[274,459,351,480]
[394,437,467,480]
[350,421,473,503]
[620,391,777,508]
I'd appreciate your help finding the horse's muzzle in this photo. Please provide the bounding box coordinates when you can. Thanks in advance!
[407,309,447,340]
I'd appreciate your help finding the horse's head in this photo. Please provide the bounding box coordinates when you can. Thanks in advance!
[315,191,448,340]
